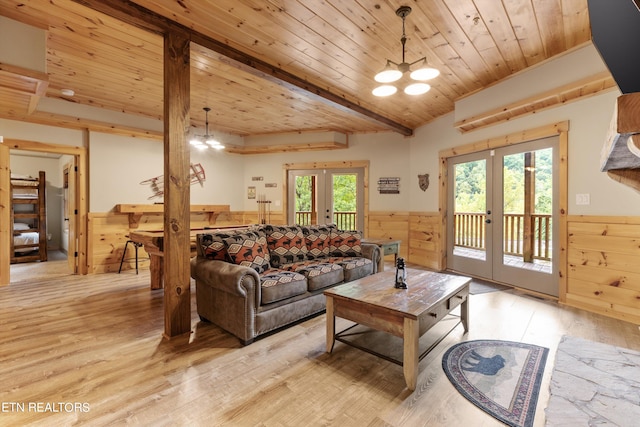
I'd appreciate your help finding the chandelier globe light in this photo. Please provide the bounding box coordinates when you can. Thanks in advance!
[373,6,440,97]
[189,107,225,150]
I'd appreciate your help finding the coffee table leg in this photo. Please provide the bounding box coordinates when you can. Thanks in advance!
[461,296,469,333]
[403,317,419,391]
[326,296,335,353]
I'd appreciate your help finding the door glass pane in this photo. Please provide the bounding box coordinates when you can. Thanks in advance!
[501,148,552,274]
[331,174,357,230]
[453,159,487,261]
[294,175,316,225]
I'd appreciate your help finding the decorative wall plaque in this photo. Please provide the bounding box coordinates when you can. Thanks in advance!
[377,177,400,194]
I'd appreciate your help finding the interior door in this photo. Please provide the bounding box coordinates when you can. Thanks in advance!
[447,137,559,296]
[288,168,364,230]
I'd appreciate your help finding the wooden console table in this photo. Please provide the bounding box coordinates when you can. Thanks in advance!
[362,238,401,272]
[115,204,230,228]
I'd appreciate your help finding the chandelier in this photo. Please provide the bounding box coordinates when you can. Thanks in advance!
[373,6,439,97]
[189,107,225,150]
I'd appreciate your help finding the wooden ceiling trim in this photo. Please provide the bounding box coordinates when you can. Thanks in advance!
[454,71,617,133]
[441,121,569,158]
[226,140,348,155]
[0,63,49,115]
[0,110,163,140]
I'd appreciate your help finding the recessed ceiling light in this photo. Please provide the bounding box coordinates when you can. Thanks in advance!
[61,89,75,96]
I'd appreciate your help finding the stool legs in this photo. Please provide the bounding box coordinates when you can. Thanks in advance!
[118,240,143,274]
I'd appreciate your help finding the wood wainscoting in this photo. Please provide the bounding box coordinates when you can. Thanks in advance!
[87,208,285,274]
[566,215,640,324]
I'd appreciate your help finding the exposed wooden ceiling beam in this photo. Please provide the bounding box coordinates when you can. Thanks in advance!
[71,0,413,136]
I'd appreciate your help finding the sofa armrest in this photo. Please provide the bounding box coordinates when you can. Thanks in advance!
[191,257,261,305]
[361,243,381,274]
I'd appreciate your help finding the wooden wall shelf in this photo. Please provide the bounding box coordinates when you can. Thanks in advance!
[115,204,230,228]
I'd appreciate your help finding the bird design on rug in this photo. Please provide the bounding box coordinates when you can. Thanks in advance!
[461,350,506,375]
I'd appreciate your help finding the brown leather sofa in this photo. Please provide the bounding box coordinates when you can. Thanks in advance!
[190,224,381,344]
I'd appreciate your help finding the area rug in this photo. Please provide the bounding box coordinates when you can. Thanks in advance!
[545,335,640,427]
[442,340,548,427]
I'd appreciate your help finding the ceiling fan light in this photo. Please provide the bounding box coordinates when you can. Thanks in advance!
[404,83,431,95]
[410,63,440,81]
[212,144,225,150]
[374,66,402,83]
[190,138,205,146]
[372,85,398,97]
[206,137,221,147]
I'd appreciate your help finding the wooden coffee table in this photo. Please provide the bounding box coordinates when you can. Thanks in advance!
[324,269,470,391]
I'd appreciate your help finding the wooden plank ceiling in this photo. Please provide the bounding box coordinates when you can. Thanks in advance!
[0,0,592,138]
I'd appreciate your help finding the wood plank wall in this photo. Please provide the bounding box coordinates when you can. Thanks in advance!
[367,211,410,262]
[86,209,640,325]
[566,215,640,324]
[408,213,442,270]
[87,210,284,273]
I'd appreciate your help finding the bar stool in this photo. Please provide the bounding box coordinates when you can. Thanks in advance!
[118,240,145,274]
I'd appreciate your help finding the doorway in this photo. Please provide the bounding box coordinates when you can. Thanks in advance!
[446,136,559,296]
[1,139,86,285]
[288,167,364,231]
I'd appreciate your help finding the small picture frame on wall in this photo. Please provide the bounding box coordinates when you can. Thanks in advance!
[248,186,256,199]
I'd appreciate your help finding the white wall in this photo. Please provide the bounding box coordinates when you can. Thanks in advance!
[0,16,46,72]
[88,132,246,212]
[240,131,412,213]
[0,119,84,147]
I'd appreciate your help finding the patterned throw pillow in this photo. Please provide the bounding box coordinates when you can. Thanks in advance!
[301,224,335,260]
[330,230,363,257]
[263,225,308,268]
[223,231,271,274]
[200,230,242,261]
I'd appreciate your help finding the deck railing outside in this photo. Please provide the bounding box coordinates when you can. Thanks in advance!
[295,211,357,230]
[454,212,552,260]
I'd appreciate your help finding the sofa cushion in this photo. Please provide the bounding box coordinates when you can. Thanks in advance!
[301,224,335,261]
[263,225,308,268]
[294,262,344,291]
[330,230,363,257]
[259,269,307,304]
[200,230,244,261]
[224,231,271,274]
[328,256,373,282]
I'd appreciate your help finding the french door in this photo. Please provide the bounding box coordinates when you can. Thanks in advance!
[447,137,559,296]
[287,168,364,231]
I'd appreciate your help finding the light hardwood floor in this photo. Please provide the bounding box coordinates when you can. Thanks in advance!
[2,259,639,426]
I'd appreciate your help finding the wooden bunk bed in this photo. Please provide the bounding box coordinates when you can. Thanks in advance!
[10,170,48,264]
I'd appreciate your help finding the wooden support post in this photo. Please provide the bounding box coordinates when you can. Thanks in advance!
[523,152,535,263]
[0,143,9,285]
[163,29,192,338]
